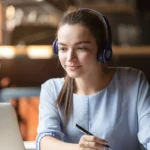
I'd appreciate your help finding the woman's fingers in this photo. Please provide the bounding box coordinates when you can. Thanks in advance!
[79,135,109,150]
[82,135,108,145]
[90,136,108,145]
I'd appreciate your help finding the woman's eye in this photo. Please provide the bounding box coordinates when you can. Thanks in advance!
[77,47,86,50]
[58,47,67,51]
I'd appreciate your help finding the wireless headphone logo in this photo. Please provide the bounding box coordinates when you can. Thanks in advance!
[52,8,112,63]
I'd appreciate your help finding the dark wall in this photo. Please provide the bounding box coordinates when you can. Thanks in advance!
[0,57,65,87]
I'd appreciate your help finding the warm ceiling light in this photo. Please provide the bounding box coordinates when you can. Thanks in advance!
[0,46,15,58]
[27,46,53,59]
[6,5,15,20]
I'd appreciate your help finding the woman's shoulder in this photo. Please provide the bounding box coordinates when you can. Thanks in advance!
[116,67,146,82]
[43,77,65,85]
[41,77,65,93]
[117,67,144,76]
[117,67,142,74]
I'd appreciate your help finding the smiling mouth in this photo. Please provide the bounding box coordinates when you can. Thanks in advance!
[66,65,81,70]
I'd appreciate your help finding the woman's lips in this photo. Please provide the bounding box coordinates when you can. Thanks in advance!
[66,65,81,70]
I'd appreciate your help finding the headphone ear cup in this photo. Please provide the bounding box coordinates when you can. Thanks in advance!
[103,48,112,63]
[98,49,104,63]
[52,39,58,55]
[98,41,112,63]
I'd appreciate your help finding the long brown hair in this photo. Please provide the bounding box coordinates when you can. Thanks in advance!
[55,9,106,122]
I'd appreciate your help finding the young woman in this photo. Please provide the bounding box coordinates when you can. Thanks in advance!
[36,8,150,150]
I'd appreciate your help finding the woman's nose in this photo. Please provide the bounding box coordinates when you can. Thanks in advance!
[67,49,76,61]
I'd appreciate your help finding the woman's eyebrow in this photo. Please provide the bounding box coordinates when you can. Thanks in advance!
[74,41,91,45]
[58,41,91,46]
[58,42,67,46]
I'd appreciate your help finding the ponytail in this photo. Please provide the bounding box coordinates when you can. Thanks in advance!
[55,75,74,123]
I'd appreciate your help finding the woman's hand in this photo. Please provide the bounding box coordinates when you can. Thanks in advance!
[78,135,109,150]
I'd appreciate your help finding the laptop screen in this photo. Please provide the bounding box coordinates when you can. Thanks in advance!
[0,103,25,150]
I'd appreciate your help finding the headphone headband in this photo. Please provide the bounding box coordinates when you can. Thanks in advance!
[80,8,109,40]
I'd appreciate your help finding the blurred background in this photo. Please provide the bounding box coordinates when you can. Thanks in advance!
[0,0,150,148]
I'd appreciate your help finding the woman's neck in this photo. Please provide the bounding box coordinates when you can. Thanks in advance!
[74,67,116,95]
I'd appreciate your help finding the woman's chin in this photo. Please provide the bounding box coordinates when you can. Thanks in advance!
[67,72,81,78]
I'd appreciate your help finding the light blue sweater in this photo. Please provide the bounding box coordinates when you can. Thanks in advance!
[36,67,150,150]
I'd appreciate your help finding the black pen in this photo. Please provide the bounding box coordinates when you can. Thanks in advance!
[76,124,111,149]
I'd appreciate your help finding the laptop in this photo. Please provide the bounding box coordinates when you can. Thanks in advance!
[0,103,25,150]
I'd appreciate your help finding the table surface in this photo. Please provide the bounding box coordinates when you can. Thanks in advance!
[24,141,35,150]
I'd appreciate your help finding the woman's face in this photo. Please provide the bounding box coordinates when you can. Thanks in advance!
[57,24,100,79]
